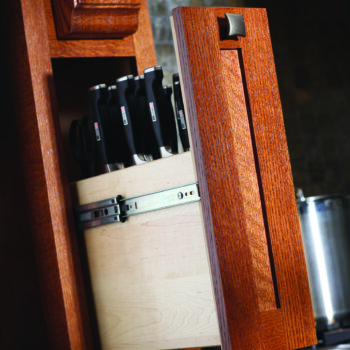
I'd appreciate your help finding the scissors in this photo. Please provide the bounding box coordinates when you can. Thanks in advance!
[69,115,97,179]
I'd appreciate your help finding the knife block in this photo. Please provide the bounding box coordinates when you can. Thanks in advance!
[2,1,317,349]
[70,152,220,349]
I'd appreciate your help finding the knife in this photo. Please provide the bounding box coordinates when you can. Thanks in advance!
[116,75,149,166]
[172,73,190,151]
[88,84,116,172]
[134,75,157,160]
[162,85,178,154]
[107,85,125,170]
[143,66,173,158]
[69,115,97,179]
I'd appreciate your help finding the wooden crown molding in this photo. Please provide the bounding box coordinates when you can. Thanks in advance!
[51,0,141,39]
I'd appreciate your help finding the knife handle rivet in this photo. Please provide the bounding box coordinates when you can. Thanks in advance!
[178,192,184,199]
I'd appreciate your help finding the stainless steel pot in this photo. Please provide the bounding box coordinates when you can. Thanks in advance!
[297,191,350,331]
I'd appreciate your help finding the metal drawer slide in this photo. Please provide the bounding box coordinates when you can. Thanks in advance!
[74,183,200,230]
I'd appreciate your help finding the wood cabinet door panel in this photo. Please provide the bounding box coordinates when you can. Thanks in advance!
[173,6,316,350]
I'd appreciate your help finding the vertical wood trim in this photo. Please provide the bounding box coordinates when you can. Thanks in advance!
[172,8,232,350]
[234,8,316,348]
[133,0,157,73]
[173,7,268,350]
[5,0,94,348]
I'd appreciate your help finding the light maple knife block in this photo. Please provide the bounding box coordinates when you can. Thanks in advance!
[2,1,316,349]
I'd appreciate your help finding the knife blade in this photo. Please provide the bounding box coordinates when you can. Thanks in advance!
[116,75,149,166]
[88,84,116,172]
[143,66,173,158]
[172,73,190,151]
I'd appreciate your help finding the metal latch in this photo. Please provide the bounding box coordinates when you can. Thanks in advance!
[74,183,200,230]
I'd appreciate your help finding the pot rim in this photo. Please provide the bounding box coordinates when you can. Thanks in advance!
[297,193,349,204]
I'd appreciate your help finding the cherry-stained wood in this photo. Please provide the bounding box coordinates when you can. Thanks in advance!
[260,309,287,349]
[45,0,156,71]
[132,0,157,74]
[2,0,94,349]
[221,49,276,313]
[218,8,316,349]
[173,6,316,350]
[51,0,140,39]
[0,19,48,349]
[2,0,156,349]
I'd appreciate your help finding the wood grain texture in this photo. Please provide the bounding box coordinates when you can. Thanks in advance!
[132,0,157,73]
[261,309,287,349]
[4,0,157,348]
[72,152,196,203]
[221,49,276,312]
[51,0,140,39]
[71,152,221,349]
[222,8,317,349]
[171,14,232,350]
[173,6,316,350]
[3,0,94,348]
[174,8,264,349]
[45,0,135,58]
[0,19,48,349]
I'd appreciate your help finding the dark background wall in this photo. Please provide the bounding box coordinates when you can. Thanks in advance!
[149,0,350,197]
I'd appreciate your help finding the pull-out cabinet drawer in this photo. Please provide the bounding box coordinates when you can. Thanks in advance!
[71,152,220,349]
[70,6,317,350]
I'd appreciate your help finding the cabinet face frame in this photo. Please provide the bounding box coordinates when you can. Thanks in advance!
[2,0,156,348]
[172,7,316,350]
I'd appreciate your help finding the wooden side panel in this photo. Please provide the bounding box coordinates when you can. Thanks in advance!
[3,0,94,348]
[50,0,140,39]
[0,20,48,349]
[173,8,267,350]
[173,6,316,350]
[71,153,221,350]
[3,0,157,348]
[227,8,317,349]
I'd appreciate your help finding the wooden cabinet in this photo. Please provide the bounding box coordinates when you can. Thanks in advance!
[1,1,316,349]
[172,7,317,349]
[1,0,155,349]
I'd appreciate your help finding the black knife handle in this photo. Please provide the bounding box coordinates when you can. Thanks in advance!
[143,66,167,149]
[69,116,97,179]
[173,73,190,151]
[163,85,178,154]
[88,84,113,171]
[116,75,138,156]
[134,75,159,159]
[107,85,126,165]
